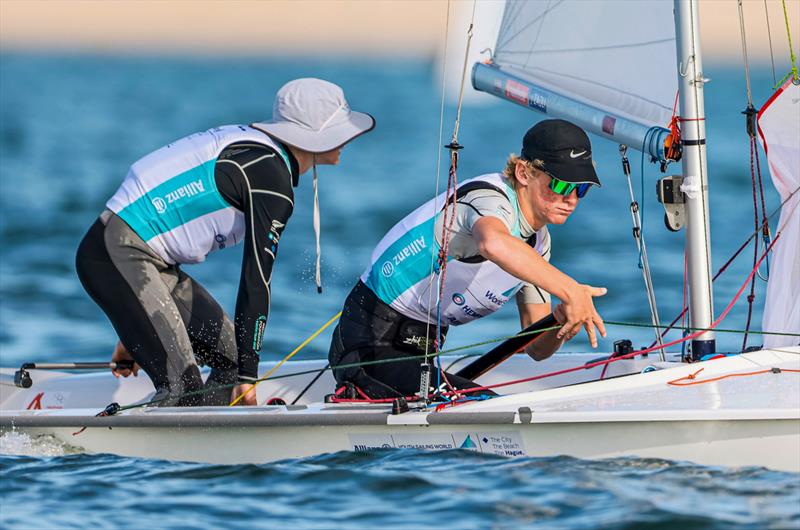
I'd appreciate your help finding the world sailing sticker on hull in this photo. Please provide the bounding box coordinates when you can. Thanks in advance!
[349,431,526,457]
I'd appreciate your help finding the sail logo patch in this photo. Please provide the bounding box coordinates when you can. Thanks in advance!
[602,115,616,135]
[505,79,529,105]
[528,89,547,112]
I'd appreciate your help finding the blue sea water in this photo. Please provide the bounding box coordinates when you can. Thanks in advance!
[0,52,798,528]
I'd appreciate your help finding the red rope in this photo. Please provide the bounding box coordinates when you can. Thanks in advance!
[443,234,781,397]
[433,151,461,397]
[328,385,420,404]
[647,219,766,350]
[668,367,800,386]
[742,137,761,351]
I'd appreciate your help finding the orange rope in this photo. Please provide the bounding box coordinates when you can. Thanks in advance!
[667,367,800,386]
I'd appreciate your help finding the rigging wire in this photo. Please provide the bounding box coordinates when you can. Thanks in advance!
[763,0,778,86]
[650,185,800,349]
[424,0,451,384]
[430,0,478,400]
[738,0,755,108]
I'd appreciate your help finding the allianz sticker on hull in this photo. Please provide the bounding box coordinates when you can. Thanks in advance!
[349,431,525,457]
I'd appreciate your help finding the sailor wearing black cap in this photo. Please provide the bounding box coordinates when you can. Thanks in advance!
[328,119,606,399]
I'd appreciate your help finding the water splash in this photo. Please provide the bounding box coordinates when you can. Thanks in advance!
[0,431,78,458]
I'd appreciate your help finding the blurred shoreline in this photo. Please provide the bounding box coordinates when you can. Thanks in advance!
[1,0,797,63]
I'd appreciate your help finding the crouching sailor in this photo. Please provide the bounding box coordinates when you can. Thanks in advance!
[328,119,606,399]
[76,78,375,406]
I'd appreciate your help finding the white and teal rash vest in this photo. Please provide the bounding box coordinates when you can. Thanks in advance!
[361,173,550,326]
[106,125,290,265]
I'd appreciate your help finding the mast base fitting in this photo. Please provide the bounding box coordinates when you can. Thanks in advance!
[690,339,716,362]
[656,176,686,232]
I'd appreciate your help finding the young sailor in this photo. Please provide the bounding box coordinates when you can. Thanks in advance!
[76,78,375,406]
[328,119,606,399]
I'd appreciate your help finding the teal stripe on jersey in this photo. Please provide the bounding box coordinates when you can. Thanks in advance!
[365,217,440,304]
[275,145,291,173]
[117,160,229,242]
[501,180,522,238]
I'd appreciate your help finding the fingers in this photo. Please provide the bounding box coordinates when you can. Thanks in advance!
[584,321,598,348]
[557,320,581,341]
[589,286,608,297]
[231,384,258,406]
[593,312,607,339]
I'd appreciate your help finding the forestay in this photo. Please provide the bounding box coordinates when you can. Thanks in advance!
[758,79,800,348]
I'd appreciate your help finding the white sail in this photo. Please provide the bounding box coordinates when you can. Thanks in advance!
[493,0,678,128]
[759,79,800,348]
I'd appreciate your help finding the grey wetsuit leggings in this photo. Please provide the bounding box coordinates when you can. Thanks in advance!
[75,211,238,406]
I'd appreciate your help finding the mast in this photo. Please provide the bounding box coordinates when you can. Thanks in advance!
[674,0,715,358]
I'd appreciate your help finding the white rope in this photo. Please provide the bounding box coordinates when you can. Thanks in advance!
[312,160,322,293]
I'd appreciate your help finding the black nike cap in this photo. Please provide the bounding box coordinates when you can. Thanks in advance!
[521,119,601,186]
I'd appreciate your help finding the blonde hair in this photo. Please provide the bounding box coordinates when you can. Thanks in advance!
[502,153,546,181]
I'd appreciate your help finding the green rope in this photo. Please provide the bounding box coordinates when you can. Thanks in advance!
[605,320,800,337]
[775,0,799,87]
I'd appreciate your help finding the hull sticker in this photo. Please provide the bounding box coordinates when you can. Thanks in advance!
[349,431,526,457]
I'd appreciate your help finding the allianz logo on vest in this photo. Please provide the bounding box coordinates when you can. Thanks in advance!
[151,179,206,214]
[381,236,427,277]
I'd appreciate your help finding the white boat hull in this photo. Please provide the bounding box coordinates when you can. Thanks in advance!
[3,349,799,471]
[16,415,798,471]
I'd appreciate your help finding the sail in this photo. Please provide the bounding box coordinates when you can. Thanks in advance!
[758,78,800,348]
[473,0,678,159]
[495,0,677,127]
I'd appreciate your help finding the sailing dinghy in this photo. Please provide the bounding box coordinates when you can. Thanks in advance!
[2,0,799,470]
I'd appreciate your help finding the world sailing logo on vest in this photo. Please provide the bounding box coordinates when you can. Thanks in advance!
[151,179,206,214]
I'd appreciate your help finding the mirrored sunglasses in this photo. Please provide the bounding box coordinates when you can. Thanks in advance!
[548,176,591,198]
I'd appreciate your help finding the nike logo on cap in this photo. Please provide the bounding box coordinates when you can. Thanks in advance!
[570,150,588,158]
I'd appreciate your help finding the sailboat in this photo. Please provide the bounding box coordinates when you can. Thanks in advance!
[2,0,798,471]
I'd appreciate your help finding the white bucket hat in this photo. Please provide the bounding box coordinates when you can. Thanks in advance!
[252,78,375,153]
[252,78,374,294]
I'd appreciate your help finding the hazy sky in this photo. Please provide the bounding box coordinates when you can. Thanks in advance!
[1,0,797,63]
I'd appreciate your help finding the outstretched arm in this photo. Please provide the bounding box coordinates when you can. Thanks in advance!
[472,216,607,347]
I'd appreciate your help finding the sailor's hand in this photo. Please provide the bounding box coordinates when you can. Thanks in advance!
[553,302,568,328]
[231,384,258,406]
[111,341,140,378]
[559,284,607,348]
